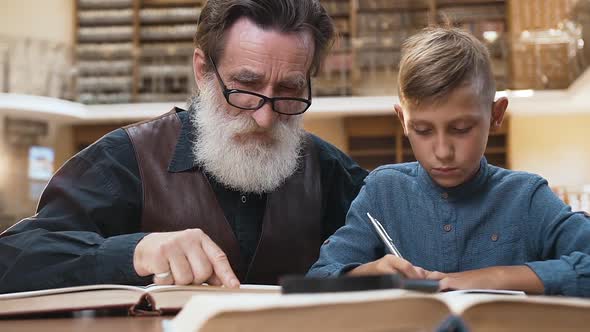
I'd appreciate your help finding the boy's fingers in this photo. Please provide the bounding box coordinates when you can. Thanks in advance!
[426,271,446,280]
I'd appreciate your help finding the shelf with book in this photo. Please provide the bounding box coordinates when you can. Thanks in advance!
[72,0,581,104]
[75,0,136,104]
[315,0,353,97]
[352,0,432,96]
[137,1,200,102]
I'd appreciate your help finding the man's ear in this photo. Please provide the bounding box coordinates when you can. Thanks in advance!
[490,97,508,130]
[394,104,408,135]
[193,48,207,87]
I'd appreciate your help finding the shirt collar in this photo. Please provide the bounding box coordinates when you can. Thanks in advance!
[417,157,489,200]
[168,108,200,173]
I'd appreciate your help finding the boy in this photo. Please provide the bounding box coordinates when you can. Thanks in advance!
[307,27,590,297]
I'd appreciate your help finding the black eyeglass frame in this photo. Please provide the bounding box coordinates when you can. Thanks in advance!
[209,56,312,116]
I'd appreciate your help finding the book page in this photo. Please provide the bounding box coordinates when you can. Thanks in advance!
[148,284,280,312]
[439,293,590,330]
[441,289,525,296]
[437,292,590,315]
[0,284,145,300]
[167,289,448,332]
[0,287,145,316]
[146,283,280,293]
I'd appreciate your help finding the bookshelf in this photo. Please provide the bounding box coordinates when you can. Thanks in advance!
[73,0,520,103]
[75,0,201,104]
[76,0,135,104]
[315,0,353,96]
[344,114,510,170]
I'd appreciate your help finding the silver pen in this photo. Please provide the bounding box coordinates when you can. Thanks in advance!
[366,212,403,258]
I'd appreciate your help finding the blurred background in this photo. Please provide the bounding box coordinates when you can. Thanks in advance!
[1,0,590,230]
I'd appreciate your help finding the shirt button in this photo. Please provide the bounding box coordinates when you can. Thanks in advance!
[323,239,330,245]
[241,195,247,204]
[491,234,499,242]
[443,224,452,232]
[441,192,449,199]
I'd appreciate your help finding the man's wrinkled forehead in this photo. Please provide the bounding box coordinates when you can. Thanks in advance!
[225,18,314,65]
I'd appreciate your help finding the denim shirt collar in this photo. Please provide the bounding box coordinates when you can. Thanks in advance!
[168,108,200,173]
[417,157,489,200]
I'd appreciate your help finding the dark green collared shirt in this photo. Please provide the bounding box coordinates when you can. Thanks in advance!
[0,109,367,293]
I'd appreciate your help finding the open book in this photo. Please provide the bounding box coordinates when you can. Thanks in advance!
[0,284,279,317]
[165,289,590,332]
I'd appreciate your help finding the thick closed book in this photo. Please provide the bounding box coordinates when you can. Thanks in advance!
[0,284,279,317]
[164,289,590,332]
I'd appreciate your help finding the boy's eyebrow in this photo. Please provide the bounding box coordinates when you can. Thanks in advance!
[408,119,432,127]
[408,115,482,128]
[447,115,481,124]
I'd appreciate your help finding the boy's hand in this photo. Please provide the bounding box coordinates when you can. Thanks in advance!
[346,255,430,279]
[426,266,544,294]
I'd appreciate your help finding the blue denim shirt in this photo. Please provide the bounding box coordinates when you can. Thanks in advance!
[308,158,590,297]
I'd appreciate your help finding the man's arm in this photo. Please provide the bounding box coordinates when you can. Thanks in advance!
[0,130,148,293]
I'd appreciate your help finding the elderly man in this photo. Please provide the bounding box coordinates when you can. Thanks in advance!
[0,0,367,293]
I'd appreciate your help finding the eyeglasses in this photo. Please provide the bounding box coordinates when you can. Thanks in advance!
[209,57,312,115]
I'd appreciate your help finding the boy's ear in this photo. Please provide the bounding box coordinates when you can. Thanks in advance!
[193,48,208,87]
[394,104,408,135]
[490,97,508,130]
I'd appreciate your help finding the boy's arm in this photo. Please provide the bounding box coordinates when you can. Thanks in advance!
[428,177,590,296]
[308,170,430,279]
[428,265,544,293]
[307,182,382,277]
[523,178,590,297]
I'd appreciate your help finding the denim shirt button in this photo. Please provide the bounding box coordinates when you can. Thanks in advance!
[491,234,499,242]
[443,224,452,232]
[323,239,330,245]
[441,192,449,199]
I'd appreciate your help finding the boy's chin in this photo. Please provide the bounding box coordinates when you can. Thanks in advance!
[430,175,465,188]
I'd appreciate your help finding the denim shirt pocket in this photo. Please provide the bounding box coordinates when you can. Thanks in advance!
[465,224,523,266]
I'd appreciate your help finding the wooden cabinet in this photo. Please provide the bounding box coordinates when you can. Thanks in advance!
[345,114,509,170]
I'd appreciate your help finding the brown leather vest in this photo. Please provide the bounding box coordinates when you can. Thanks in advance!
[123,109,322,284]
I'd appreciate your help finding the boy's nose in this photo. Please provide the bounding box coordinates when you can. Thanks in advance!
[434,137,454,162]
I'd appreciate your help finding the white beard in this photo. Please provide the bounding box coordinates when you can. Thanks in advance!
[188,77,305,194]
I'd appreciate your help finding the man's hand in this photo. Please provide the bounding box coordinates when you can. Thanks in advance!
[133,229,240,288]
[346,255,430,279]
[426,265,544,294]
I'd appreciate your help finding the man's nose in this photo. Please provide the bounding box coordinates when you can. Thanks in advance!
[250,101,279,129]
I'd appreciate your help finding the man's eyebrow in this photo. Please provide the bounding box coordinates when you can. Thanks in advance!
[280,76,307,89]
[229,70,264,82]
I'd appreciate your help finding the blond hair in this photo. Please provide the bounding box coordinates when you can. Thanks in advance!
[398,26,495,109]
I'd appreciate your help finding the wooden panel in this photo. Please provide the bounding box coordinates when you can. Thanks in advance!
[344,115,399,137]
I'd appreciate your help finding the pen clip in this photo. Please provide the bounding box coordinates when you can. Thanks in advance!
[366,213,392,242]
